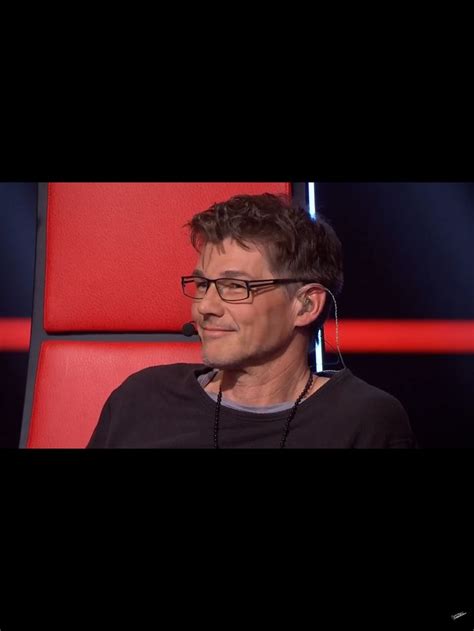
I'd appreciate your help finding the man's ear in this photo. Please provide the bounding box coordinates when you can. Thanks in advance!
[295,287,326,323]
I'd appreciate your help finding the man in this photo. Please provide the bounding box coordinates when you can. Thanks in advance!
[87,193,416,448]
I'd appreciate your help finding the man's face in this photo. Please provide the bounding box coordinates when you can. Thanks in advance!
[191,238,299,369]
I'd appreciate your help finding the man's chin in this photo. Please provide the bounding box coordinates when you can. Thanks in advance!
[201,351,244,370]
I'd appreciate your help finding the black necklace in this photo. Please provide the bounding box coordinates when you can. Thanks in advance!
[213,371,314,449]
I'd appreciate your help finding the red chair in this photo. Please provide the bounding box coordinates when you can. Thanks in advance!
[20,183,293,447]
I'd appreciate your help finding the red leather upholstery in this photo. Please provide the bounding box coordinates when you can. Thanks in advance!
[26,182,291,448]
[27,341,203,448]
[45,183,290,332]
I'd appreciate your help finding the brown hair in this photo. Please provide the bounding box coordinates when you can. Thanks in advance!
[187,193,343,330]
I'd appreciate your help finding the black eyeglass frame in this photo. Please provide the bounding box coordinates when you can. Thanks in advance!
[181,275,318,302]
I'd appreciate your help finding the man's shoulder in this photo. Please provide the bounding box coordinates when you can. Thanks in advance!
[316,368,415,447]
[347,371,415,446]
[325,368,405,409]
[112,362,208,395]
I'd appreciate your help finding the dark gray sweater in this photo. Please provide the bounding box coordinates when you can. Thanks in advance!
[87,363,417,448]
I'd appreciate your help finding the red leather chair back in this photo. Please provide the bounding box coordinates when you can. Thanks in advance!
[21,183,291,447]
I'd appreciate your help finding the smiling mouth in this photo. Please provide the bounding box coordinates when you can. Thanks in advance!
[203,328,234,332]
[201,328,235,335]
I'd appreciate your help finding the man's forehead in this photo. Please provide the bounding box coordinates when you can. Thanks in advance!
[192,268,254,279]
[197,238,270,269]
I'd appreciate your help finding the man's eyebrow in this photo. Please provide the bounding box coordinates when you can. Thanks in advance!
[191,269,253,278]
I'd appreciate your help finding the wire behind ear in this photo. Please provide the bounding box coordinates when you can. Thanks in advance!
[322,286,346,369]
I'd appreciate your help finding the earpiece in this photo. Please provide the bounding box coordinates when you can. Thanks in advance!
[298,298,312,316]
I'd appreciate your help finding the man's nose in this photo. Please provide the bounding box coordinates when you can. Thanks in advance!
[197,282,225,315]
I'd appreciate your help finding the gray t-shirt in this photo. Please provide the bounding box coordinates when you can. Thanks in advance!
[197,368,338,414]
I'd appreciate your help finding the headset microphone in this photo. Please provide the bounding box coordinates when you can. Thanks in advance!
[182,322,198,337]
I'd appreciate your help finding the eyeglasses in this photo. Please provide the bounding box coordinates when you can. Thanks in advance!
[181,276,316,302]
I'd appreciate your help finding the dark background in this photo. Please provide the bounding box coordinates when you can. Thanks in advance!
[0,182,36,448]
[0,182,473,448]
[317,182,474,449]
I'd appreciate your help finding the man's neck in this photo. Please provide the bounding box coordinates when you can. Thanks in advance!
[206,360,317,407]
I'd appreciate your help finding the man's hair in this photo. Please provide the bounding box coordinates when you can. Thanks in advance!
[187,193,344,332]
